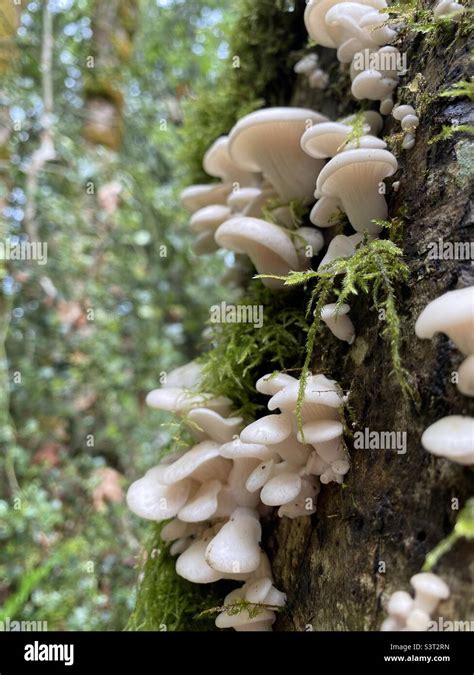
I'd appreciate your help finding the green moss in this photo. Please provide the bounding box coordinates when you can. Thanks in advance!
[198,281,309,420]
[258,230,413,433]
[126,523,223,631]
[178,0,306,184]
[428,124,474,145]
[423,498,474,572]
[198,598,283,620]
[438,79,474,101]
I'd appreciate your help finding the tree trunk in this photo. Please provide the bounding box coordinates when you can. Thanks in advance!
[266,1,474,631]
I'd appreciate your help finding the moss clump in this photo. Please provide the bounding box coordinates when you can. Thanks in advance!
[198,281,309,420]
[178,0,307,184]
[438,79,474,102]
[428,124,474,145]
[258,230,413,432]
[126,523,223,631]
[198,598,283,620]
[423,498,474,572]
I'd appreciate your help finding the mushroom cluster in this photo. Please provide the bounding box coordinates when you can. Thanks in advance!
[304,0,402,114]
[301,110,397,235]
[392,103,420,151]
[294,53,329,90]
[415,287,474,466]
[381,573,450,631]
[128,364,347,629]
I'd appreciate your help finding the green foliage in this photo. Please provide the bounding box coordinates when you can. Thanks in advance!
[423,498,474,571]
[428,124,474,145]
[258,234,413,431]
[438,79,474,101]
[199,281,309,420]
[178,0,306,184]
[126,524,221,631]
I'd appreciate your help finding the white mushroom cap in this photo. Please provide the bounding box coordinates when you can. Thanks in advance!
[270,433,313,465]
[380,616,403,631]
[325,3,391,63]
[264,586,287,607]
[392,104,416,121]
[294,53,319,74]
[220,437,274,460]
[187,408,243,443]
[308,69,330,90]
[160,518,192,542]
[256,372,298,396]
[358,9,397,45]
[415,287,474,356]
[315,148,398,234]
[203,135,259,185]
[181,183,232,213]
[246,459,275,493]
[192,230,219,255]
[260,471,302,506]
[126,466,191,521]
[387,590,414,622]
[410,573,450,615]
[458,355,474,397]
[302,122,355,159]
[228,107,328,202]
[434,0,464,17]
[294,226,325,263]
[318,233,364,269]
[351,69,398,102]
[421,415,474,465]
[189,204,231,234]
[405,608,431,631]
[341,110,383,136]
[162,440,232,484]
[227,186,263,213]
[401,114,419,131]
[305,451,331,476]
[146,387,232,416]
[321,302,356,343]
[304,0,387,48]
[215,216,301,290]
[163,361,202,389]
[298,419,344,444]
[244,577,273,603]
[268,375,344,419]
[176,538,223,583]
[277,476,320,518]
[240,413,292,446]
[215,588,275,629]
[178,479,222,522]
[310,195,342,228]
[205,507,262,574]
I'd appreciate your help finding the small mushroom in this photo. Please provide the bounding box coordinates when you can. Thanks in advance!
[203,135,259,186]
[387,590,414,623]
[220,437,274,461]
[178,479,222,522]
[162,441,232,484]
[205,507,262,574]
[405,608,431,631]
[410,573,450,615]
[180,183,232,213]
[186,408,243,443]
[321,303,356,343]
[415,287,474,356]
[315,148,398,234]
[176,538,223,583]
[421,415,474,465]
[126,466,191,521]
[260,472,302,506]
[318,233,364,270]
[215,216,303,290]
[240,413,292,446]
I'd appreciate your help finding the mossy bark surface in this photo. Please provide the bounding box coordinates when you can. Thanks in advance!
[265,0,474,631]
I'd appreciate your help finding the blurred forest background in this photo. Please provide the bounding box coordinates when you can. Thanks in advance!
[0,0,243,630]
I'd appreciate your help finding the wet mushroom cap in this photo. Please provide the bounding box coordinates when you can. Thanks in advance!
[421,415,474,465]
[415,286,474,356]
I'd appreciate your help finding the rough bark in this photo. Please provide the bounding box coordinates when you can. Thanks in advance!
[266,2,474,631]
